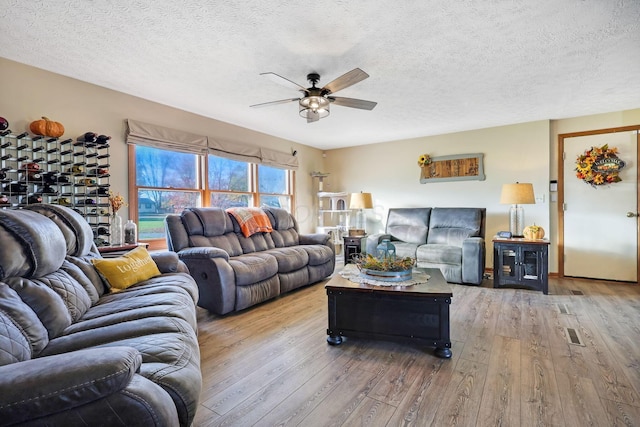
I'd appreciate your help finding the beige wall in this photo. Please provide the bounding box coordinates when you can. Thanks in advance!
[0,57,324,233]
[326,109,640,273]
[326,120,552,270]
[2,57,638,272]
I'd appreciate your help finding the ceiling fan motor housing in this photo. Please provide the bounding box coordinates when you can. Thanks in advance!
[306,73,321,87]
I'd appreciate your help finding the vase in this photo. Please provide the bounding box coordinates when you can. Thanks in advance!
[110,213,123,246]
[124,219,137,244]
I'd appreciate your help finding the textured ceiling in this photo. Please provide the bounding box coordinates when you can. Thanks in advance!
[1,0,639,149]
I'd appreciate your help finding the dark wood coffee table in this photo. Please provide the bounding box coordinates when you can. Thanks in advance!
[326,267,453,358]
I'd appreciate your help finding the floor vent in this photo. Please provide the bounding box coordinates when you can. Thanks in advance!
[564,327,585,346]
[557,303,571,315]
[570,290,584,295]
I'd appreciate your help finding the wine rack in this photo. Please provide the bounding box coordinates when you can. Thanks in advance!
[0,129,111,243]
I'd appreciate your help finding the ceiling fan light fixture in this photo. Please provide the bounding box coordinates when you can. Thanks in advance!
[299,96,330,120]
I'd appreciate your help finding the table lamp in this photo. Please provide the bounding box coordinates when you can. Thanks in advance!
[500,183,535,237]
[349,192,373,236]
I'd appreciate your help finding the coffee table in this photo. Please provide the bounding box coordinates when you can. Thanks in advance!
[326,267,453,358]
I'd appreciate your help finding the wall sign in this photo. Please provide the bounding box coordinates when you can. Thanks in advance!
[419,153,485,183]
[575,144,625,188]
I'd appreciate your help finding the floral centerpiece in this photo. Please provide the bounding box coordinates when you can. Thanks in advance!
[354,253,415,282]
[575,144,625,188]
[355,253,415,271]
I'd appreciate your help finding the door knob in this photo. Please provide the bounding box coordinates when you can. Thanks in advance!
[627,212,639,218]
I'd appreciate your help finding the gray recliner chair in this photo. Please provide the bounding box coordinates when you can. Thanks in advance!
[366,207,486,285]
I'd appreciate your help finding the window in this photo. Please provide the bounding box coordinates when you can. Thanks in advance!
[135,146,202,241]
[257,164,291,210]
[205,157,292,211]
[208,155,251,209]
[131,146,294,247]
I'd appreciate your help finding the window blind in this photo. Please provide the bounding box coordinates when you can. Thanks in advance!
[207,138,262,163]
[126,119,208,155]
[127,119,299,169]
[260,147,299,170]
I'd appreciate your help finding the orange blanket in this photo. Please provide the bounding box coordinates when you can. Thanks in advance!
[226,207,273,237]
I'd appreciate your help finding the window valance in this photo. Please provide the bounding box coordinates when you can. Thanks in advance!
[126,119,298,170]
[208,139,298,170]
[125,119,208,155]
[207,138,262,163]
[260,148,299,170]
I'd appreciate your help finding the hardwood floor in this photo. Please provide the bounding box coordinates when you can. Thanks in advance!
[192,273,640,426]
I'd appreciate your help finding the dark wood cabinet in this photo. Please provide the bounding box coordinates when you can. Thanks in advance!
[343,235,365,263]
[493,238,549,294]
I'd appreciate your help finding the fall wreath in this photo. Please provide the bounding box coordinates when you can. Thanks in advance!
[575,144,625,188]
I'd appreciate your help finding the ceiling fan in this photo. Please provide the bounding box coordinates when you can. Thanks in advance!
[250,68,377,123]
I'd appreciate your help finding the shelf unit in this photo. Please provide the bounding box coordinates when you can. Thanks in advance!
[0,130,111,243]
[316,191,350,262]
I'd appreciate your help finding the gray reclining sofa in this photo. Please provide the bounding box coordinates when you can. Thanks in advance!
[0,204,201,426]
[366,207,486,285]
[165,206,335,315]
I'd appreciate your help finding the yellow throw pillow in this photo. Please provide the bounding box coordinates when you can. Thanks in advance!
[92,246,161,292]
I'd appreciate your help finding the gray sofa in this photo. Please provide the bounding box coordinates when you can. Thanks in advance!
[366,207,486,285]
[0,204,201,427]
[165,206,335,315]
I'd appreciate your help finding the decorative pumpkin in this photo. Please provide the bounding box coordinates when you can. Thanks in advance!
[29,116,65,138]
[523,224,545,240]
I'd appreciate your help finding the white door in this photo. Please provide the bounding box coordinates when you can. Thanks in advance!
[563,130,638,282]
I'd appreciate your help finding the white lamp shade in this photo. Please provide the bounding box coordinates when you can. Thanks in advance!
[500,183,535,205]
[349,193,373,209]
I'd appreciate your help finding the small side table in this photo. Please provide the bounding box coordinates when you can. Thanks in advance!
[343,235,365,264]
[493,238,549,294]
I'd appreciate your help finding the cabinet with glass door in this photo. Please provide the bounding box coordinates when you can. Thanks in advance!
[493,238,549,294]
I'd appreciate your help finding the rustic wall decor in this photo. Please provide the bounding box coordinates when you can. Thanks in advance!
[419,153,485,183]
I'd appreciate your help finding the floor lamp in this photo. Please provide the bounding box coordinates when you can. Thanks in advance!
[500,183,535,237]
[349,192,373,236]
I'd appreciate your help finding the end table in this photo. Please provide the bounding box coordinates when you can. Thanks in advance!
[343,235,365,263]
[98,242,149,258]
[493,237,549,294]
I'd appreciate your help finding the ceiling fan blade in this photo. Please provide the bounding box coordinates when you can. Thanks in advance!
[323,68,369,94]
[328,96,377,110]
[260,72,307,92]
[307,110,320,123]
[250,98,300,108]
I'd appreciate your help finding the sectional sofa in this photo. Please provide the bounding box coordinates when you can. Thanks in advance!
[0,204,201,426]
[165,206,335,315]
